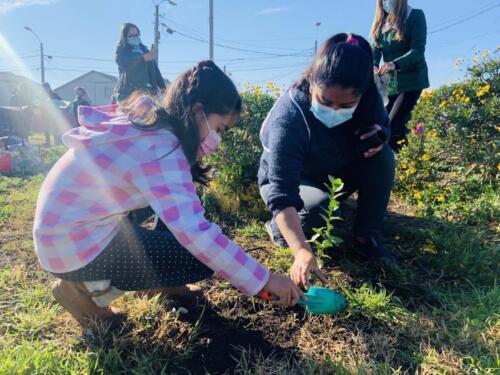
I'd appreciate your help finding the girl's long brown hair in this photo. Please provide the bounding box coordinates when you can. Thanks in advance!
[370,0,408,47]
[119,60,242,184]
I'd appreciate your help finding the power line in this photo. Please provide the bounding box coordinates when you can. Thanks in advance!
[172,28,312,57]
[0,54,38,62]
[163,17,313,52]
[0,51,310,76]
[429,2,500,34]
[230,63,309,73]
[44,67,119,74]
[250,63,308,84]
[430,1,499,29]
[0,67,39,73]
[47,54,113,62]
[6,51,312,66]
[432,29,500,46]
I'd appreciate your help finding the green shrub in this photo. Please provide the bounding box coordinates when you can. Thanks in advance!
[205,84,279,220]
[395,48,500,226]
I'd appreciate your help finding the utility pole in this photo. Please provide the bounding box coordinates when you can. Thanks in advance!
[153,0,177,63]
[154,4,160,62]
[209,0,214,60]
[314,22,321,55]
[24,26,45,83]
[40,42,45,83]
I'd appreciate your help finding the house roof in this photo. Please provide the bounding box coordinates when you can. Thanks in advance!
[55,70,118,92]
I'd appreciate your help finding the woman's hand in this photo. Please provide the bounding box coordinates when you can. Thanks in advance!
[290,248,328,290]
[358,124,385,158]
[373,66,380,75]
[143,51,155,62]
[261,272,305,307]
[378,62,396,75]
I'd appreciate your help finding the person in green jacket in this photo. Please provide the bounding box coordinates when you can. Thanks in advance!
[114,23,166,103]
[371,0,429,151]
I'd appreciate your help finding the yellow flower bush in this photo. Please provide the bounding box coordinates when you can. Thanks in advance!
[394,49,499,223]
[476,84,490,98]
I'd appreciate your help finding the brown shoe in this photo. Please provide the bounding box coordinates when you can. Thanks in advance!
[52,279,125,326]
[135,284,204,302]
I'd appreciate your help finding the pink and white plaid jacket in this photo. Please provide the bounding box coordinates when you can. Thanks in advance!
[33,104,269,296]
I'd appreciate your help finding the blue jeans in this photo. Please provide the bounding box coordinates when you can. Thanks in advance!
[260,145,395,242]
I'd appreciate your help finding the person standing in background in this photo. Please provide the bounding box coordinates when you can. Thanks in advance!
[114,23,166,103]
[9,87,19,107]
[41,82,63,145]
[72,87,92,127]
[371,0,429,151]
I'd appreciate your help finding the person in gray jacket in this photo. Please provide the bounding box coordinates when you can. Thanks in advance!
[114,23,166,103]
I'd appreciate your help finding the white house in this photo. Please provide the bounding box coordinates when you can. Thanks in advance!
[54,70,118,106]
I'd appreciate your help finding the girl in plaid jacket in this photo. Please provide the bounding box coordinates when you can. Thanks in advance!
[33,61,303,326]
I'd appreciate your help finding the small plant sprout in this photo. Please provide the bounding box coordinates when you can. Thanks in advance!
[308,176,344,267]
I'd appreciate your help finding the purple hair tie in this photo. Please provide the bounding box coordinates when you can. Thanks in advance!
[346,36,359,46]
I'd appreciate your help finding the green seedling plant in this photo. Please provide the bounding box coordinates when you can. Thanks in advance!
[308,176,344,267]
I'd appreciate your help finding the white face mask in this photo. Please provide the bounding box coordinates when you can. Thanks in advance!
[310,100,358,128]
[128,36,141,47]
[383,0,396,13]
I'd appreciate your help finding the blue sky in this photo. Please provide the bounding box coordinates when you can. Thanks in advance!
[0,0,499,90]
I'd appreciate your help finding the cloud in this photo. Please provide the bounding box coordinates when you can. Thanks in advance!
[257,6,295,16]
[0,0,59,14]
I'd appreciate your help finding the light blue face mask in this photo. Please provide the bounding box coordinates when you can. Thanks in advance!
[128,36,141,47]
[310,100,358,128]
[383,0,395,13]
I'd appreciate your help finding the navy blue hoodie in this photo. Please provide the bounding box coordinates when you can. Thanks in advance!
[258,87,390,215]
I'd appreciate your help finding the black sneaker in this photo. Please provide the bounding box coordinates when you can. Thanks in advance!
[354,236,396,263]
[265,220,288,248]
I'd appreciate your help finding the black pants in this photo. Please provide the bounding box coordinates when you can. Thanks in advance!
[261,144,395,242]
[386,90,422,151]
[51,208,213,291]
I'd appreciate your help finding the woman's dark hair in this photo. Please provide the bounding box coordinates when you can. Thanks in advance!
[294,33,381,125]
[121,60,242,184]
[116,22,142,51]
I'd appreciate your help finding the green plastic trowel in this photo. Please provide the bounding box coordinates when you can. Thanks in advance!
[259,286,347,315]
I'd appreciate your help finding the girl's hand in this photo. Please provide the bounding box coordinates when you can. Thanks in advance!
[378,62,395,75]
[261,273,305,307]
[143,51,155,62]
[358,124,385,158]
[361,124,385,158]
[290,249,328,290]
[373,66,380,75]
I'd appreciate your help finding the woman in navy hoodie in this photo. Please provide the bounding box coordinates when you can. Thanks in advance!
[259,33,396,289]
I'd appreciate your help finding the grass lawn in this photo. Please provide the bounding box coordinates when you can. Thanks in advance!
[0,163,498,374]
